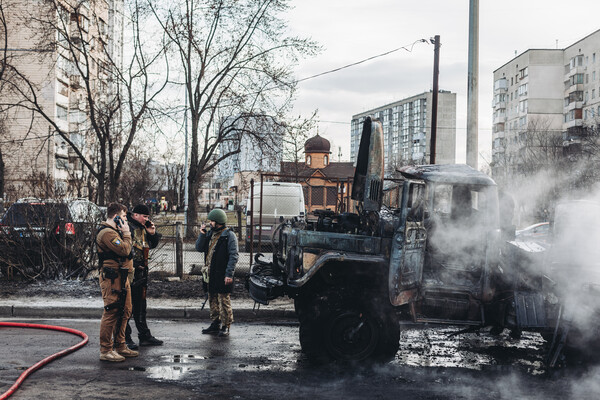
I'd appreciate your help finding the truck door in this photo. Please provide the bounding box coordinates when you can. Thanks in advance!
[389,181,427,306]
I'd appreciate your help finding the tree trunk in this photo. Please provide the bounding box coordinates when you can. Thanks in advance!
[0,149,4,198]
[186,171,198,239]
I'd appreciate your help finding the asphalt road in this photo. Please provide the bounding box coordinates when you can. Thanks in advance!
[2,318,599,399]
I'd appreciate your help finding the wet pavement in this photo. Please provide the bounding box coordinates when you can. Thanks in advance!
[1,318,599,399]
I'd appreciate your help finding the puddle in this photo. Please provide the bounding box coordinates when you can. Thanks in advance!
[160,354,208,363]
[393,326,547,374]
[123,354,210,381]
[145,366,197,380]
[125,365,200,380]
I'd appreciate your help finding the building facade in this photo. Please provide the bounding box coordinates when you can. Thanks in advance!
[350,90,457,175]
[1,0,123,201]
[491,29,600,182]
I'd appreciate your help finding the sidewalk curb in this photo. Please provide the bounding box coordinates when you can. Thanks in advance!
[0,305,297,322]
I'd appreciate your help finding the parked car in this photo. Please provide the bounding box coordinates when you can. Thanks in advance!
[0,198,103,279]
[515,222,550,246]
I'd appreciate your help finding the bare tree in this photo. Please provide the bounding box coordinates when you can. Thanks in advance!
[1,0,169,204]
[280,113,316,181]
[148,0,319,229]
[116,146,161,207]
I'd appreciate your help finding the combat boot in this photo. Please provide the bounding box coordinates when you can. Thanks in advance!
[100,350,126,362]
[126,335,139,350]
[217,325,229,337]
[116,346,139,358]
[139,335,164,346]
[202,319,221,334]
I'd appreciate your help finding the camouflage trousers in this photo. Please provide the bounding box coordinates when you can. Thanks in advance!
[208,293,234,328]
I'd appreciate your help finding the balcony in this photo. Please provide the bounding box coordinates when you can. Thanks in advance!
[566,65,585,78]
[494,78,508,92]
[566,83,585,94]
[565,101,584,111]
[564,119,583,129]
[493,101,506,110]
[493,113,507,124]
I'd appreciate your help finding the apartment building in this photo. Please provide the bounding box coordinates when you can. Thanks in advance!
[215,114,284,205]
[1,0,123,200]
[491,29,600,181]
[350,90,457,175]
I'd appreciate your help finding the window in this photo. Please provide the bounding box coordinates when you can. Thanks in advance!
[98,18,107,37]
[571,55,584,69]
[593,89,596,99]
[323,155,328,166]
[569,91,583,103]
[306,155,311,166]
[326,187,337,206]
[518,83,528,96]
[56,104,68,120]
[594,71,597,81]
[519,67,528,79]
[311,187,324,206]
[594,53,597,63]
[519,100,528,113]
[56,156,69,170]
[570,73,584,86]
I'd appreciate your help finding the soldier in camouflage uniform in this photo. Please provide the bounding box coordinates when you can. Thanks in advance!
[195,209,238,337]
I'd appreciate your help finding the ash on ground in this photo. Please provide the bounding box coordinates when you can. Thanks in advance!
[0,274,249,300]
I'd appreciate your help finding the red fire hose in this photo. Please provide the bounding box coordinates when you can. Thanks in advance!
[0,322,89,400]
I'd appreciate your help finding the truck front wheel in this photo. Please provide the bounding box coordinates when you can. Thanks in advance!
[298,299,400,363]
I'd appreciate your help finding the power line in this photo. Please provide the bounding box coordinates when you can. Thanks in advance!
[295,39,430,84]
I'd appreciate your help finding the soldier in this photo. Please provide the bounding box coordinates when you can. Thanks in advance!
[195,209,238,337]
[97,202,139,362]
[124,204,163,349]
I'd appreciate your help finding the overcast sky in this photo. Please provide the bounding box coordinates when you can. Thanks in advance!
[285,0,600,165]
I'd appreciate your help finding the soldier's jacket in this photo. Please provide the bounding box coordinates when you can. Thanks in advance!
[126,212,161,267]
[96,222,133,272]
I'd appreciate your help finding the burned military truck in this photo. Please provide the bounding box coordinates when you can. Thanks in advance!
[248,117,548,363]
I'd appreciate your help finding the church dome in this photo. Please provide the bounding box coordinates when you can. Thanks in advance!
[304,134,331,153]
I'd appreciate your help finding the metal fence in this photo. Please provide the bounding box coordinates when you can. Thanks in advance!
[0,173,359,281]
[149,222,255,278]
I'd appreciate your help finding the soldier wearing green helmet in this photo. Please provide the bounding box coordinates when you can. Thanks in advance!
[195,208,239,337]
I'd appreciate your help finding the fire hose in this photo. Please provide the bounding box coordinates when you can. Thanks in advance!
[0,322,89,400]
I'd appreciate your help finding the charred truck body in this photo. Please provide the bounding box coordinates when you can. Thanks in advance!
[249,117,590,364]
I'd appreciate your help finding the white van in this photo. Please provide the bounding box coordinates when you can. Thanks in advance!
[245,182,305,251]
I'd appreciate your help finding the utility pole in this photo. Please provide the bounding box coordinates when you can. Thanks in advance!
[46,125,52,198]
[430,35,440,165]
[467,0,479,169]
[183,92,189,233]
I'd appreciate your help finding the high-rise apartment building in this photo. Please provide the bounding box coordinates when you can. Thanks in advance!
[1,0,123,200]
[350,90,456,175]
[491,29,600,181]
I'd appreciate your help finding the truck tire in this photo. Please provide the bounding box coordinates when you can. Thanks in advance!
[297,294,399,364]
[323,307,379,362]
